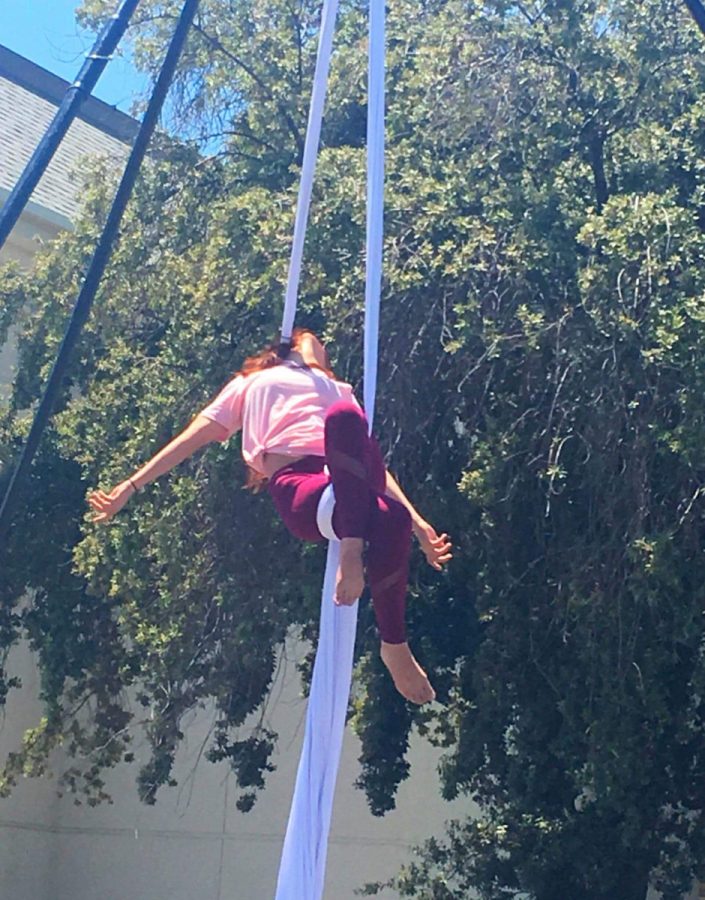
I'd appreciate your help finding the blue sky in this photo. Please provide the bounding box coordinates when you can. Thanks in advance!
[1,1,148,114]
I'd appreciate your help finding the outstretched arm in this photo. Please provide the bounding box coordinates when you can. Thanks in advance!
[384,469,452,571]
[88,414,228,523]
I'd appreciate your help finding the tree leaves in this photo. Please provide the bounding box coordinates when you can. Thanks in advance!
[5,0,705,896]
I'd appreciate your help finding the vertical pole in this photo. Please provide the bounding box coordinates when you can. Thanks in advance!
[0,0,143,251]
[0,0,201,546]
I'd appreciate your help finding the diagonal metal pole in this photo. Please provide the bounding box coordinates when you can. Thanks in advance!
[683,0,705,37]
[0,0,201,547]
[0,0,143,251]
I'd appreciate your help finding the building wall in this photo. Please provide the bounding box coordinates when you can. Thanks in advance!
[0,198,64,269]
[0,50,133,398]
[0,633,470,900]
[0,198,61,399]
[0,63,135,226]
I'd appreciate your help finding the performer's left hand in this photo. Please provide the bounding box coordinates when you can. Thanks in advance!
[412,520,453,571]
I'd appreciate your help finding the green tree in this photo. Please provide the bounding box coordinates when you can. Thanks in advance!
[5,1,705,898]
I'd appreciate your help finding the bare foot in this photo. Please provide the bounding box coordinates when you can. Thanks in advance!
[335,538,365,605]
[380,641,436,705]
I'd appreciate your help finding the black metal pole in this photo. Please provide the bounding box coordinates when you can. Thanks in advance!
[0,0,201,547]
[0,0,143,251]
[683,0,705,38]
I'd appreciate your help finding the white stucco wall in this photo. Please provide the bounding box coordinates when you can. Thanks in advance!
[0,635,470,900]
[0,200,61,399]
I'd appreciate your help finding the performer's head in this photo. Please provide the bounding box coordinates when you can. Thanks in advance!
[238,328,334,379]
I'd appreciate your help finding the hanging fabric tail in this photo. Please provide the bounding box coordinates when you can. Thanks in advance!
[274,540,357,900]
[275,1,385,898]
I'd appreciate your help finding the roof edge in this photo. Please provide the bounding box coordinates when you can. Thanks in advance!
[0,44,140,145]
[0,187,74,232]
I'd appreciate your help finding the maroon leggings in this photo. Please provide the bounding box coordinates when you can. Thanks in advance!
[267,401,411,644]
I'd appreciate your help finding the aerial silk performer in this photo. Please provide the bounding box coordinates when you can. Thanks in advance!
[87,327,452,702]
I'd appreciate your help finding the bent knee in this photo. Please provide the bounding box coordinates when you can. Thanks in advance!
[325,400,368,433]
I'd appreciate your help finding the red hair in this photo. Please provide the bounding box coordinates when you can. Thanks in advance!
[236,328,334,491]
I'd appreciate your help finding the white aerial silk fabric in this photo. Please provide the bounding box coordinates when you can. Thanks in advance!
[363,0,385,429]
[274,0,386,898]
[279,0,340,345]
[316,479,336,542]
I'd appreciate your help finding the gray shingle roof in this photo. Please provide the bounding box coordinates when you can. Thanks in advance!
[0,44,139,228]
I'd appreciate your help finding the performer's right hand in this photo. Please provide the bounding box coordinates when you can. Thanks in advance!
[87,481,134,524]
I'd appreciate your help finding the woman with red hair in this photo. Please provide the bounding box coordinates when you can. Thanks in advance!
[88,329,452,705]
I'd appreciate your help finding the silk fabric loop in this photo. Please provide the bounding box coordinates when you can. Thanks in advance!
[316,481,337,542]
[275,1,385,898]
